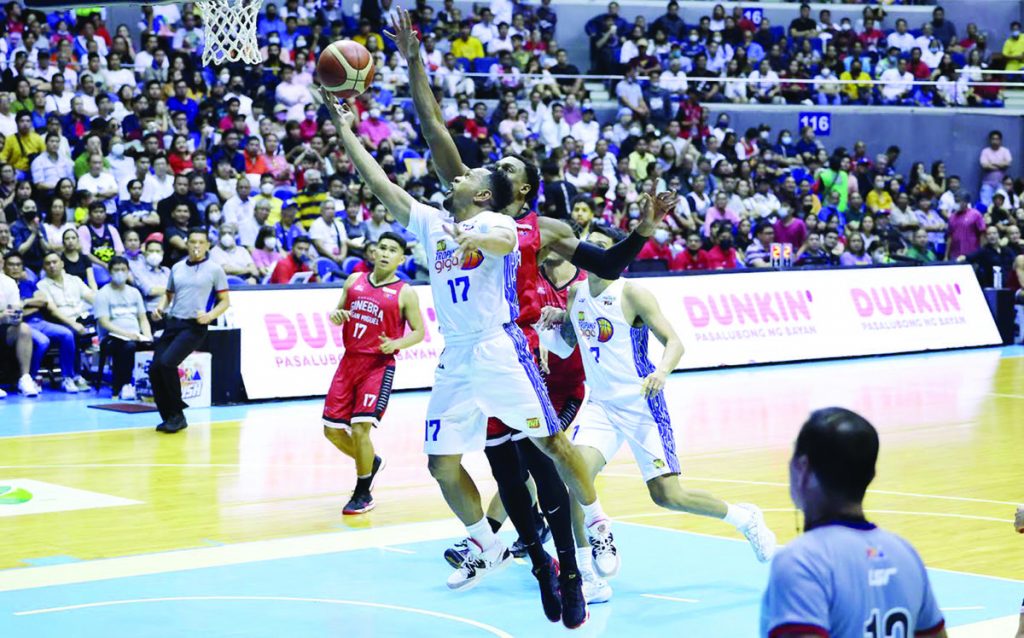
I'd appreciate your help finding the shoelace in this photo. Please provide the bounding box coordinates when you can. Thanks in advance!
[590,532,616,557]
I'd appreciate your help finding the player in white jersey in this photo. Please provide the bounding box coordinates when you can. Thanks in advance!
[324,92,612,624]
[540,225,777,585]
[762,408,947,638]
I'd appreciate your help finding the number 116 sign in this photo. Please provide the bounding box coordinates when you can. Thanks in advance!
[799,112,832,137]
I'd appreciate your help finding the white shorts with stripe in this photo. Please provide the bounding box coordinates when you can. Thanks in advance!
[423,323,560,456]
[569,391,680,482]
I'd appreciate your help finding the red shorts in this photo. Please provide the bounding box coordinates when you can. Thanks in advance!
[485,325,557,446]
[322,353,396,431]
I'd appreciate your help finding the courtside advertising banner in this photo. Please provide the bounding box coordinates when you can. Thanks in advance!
[231,265,1000,399]
[641,263,1002,368]
[231,286,443,399]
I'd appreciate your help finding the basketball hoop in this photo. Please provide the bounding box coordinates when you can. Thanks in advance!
[196,0,263,65]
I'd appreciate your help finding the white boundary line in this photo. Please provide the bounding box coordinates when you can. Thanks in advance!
[618,509,1012,525]
[616,521,1024,585]
[12,596,513,637]
[641,594,700,604]
[600,472,1021,507]
[0,519,465,593]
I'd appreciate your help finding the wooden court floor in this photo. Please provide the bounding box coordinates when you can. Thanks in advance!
[1,347,1022,581]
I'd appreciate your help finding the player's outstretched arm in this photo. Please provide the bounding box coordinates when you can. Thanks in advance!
[626,282,683,398]
[320,87,414,227]
[380,285,426,354]
[538,192,679,280]
[385,7,467,185]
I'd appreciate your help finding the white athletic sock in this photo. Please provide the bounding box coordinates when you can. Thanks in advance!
[575,546,594,572]
[466,517,499,555]
[357,472,371,479]
[723,503,753,529]
[581,500,607,527]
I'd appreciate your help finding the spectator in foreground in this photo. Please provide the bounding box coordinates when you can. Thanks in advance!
[761,407,946,638]
[94,256,152,401]
[669,233,709,271]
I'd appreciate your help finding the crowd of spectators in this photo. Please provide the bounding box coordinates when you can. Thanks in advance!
[0,0,1022,398]
[590,2,1011,107]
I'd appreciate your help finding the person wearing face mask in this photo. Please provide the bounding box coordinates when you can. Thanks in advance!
[814,65,842,106]
[210,222,260,283]
[94,256,152,400]
[761,408,946,638]
[669,232,709,271]
[129,239,171,323]
[251,226,285,280]
[773,202,808,251]
[636,224,674,263]
[357,107,392,150]
[1002,21,1024,73]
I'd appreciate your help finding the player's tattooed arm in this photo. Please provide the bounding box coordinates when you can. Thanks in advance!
[559,316,578,349]
[385,7,467,186]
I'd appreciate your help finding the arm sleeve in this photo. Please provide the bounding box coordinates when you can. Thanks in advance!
[570,229,647,280]
[762,547,831,638]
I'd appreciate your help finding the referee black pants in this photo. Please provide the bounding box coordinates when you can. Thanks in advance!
[149,318,207,421]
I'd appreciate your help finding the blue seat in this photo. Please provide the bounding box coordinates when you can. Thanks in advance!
[951,52,966,67]
[402,256,418,278]
[770,26,784,43]
[400,149,422,162]
[225,275,247,287]
[342,256,363,275]
[93,264,110,288]
[811,38,823,53]
[316,257,343,282]
[474,57,498,73]
[455,57,471,72]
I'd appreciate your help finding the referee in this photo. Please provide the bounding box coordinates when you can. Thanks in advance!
[150,228,229,433]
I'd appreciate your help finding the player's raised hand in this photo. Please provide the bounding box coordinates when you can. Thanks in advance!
[384,7,420,61]
[641,370,668,399]
[317,86,356,130]
[538,306,566,330]
[329,308,351,325]
[379,334,399,354]
[637,191,679,236]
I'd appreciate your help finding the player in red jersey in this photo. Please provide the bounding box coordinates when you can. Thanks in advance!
[324,232,425,515]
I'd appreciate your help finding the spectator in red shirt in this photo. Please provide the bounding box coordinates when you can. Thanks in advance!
[907,48,931,81]
[945,191,986,260]
[859,17,885,52]
[269,235,317,283]
[636,226,674,262]
[706,226,739,270]
[774,208,809,249]
[670,233,710,271]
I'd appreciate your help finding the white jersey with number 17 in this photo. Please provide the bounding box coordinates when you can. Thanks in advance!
[406,200,520,342]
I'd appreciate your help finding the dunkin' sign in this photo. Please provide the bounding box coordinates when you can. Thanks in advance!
[232,265,999,399]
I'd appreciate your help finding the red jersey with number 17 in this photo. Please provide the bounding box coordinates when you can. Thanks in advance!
[514,211,542,332]
[343,272,408,356]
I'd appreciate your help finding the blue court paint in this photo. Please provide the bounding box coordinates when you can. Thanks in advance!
[0,524,1017,637]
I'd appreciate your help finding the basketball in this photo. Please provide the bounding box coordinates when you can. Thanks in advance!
[317,40,375,99]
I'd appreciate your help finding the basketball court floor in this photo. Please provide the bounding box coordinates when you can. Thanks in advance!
[1,346,1021,637]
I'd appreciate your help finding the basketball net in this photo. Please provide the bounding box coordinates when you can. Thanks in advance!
[196,0,263,65]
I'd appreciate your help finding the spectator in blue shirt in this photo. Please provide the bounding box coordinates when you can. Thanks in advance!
[258,2,287,39]
[274,203,306,252]
[167,80,199,124]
